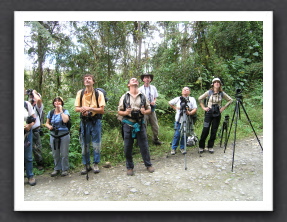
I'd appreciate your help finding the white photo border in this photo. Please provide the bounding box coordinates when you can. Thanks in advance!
[15,11,273,211]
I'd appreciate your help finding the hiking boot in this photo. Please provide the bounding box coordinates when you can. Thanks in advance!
[28,177,36,186]
[199,148,204,154]
[180,149,187,154]
[93,164,100,174]
[81,165,92,175]
[127,169,134,176]
[153,140,163,145]
[147,166,155,173]
[208,148,214,154]
[51,170,60,177]
[61,171,68,177]
[171,149,176,155]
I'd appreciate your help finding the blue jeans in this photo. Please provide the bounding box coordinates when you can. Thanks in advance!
[171,122,185,150]
[80,119,102,165]
[24,130,34,178]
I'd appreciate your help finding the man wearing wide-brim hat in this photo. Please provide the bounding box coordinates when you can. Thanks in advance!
[139,73,163,145]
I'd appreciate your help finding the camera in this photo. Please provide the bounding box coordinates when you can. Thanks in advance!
[51,125,59,135]
[26,89,34,96]
[131,110,141,121]
[180,96,189,110]
[211,104,220,117]
[26,116,36,124]
[235,88,243,100]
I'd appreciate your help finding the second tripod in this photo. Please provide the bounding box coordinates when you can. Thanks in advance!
[224,89,263,171]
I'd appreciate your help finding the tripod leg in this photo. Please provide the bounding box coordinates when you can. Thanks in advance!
[239,101,263,151]
[231,107,240,172]
[224,122,228,148]
[224,101,238,153]
[220,123,224,147]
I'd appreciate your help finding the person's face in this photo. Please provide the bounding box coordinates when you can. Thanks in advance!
[128,78,139,87]
[182,87,190,96]
[84,76,95,86]
[54,99,63,107]
[143,76,151,84]
[213,81,221,88]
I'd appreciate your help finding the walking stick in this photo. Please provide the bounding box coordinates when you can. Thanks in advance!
[82,119,89,180]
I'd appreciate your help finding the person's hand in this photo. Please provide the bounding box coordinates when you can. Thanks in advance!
[140,106,145,115]
[58,105,63,112]
[204,107,210,112]
[126,107,132,116]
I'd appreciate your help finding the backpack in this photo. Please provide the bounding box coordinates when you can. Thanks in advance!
[49,109,72,131]
[204,90,224,107]
[79,88,108,119]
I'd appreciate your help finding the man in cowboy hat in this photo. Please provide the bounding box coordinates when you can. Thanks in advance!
[139,73,163,145]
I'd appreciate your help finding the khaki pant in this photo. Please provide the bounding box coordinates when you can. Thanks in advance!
[144,111,159,142]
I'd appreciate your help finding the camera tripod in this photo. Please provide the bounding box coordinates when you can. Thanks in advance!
[167,101,189,170]
[224,95,263,171]
[219,115,229,148]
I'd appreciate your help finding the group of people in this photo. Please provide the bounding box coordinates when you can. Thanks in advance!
[24,74,233,186]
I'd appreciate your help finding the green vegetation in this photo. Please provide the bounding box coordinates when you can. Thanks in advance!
[24,21,263,172]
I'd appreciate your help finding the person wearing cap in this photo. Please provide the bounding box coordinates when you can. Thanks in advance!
[75,74,106,175]
[27,89,44,170]
[139,73,163,145]
[45,96,71,177]
[118,78,155,176]
[198,78,233,154]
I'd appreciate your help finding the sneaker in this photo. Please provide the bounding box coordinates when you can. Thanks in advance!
[51,170,60,177]
[208,148,214,154]
[180,149,187,154]
[28,177,36,186]
[199,148,204,154]
[147,166,155,173]
[171,149,176,155]
[127,169,134,176]
[61,171,68,177]
[81,165,92,175]
[153,140,163,145]
[93,164,100,174]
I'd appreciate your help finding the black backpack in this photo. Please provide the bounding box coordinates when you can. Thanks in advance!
[79,88,108,119]
[49,109,72,131]
[123,92,146,110]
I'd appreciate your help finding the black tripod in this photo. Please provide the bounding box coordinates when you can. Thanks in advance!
[220,115,229,148]
[178,105,188,170]
[82,118,89,180]
[224,90,263,171]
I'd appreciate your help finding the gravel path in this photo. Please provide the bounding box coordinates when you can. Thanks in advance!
[24,136,263,203]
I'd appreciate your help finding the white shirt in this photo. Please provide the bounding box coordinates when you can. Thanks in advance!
[32,103,44,129]
[168,96,197,123]
[139,85,158,103]
[24,101,35,121]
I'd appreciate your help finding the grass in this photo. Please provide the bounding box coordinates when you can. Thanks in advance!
[33,99,263,175]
